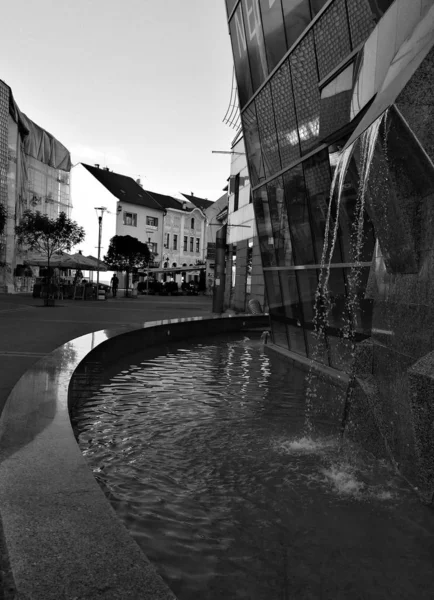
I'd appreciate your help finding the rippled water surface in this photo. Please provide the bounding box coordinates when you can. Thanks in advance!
[72,333,434,599]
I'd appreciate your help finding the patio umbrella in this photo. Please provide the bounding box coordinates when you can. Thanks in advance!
[23,252,73,267]
[56,253,107,271]
[85,255,109,271]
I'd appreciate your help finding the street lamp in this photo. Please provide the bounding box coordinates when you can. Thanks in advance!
[94,207,106,297]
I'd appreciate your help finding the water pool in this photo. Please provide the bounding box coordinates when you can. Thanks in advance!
[72,333,434,599]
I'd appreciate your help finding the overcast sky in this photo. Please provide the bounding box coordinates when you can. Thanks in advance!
[2,0,236,200]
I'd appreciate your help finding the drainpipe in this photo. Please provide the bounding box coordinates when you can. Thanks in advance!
[212,225,227,314]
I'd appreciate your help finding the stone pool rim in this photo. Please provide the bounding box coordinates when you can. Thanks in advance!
[0,314,269,600]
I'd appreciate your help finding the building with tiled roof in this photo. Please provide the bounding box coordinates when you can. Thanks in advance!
[181,193,214,212]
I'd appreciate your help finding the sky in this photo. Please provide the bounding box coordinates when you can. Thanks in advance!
[2,0,237,201]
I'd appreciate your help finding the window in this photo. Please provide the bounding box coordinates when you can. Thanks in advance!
[147,241,158,254]
[123,212,137,227]
[173,234,178,250]
[183,236,188,251]
[146,216,159,227]
[234,173,240,212]
[191,218,195,229]
[196,238,200,253]
[190,237,194,252]
[164,233,170,248]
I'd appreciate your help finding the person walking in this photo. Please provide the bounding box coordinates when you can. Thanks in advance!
[110,274,119,298]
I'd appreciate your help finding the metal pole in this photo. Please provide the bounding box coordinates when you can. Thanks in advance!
[97,215,102,292]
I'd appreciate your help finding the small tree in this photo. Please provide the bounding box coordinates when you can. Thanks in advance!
[15,210,85,304]
[104,235,150,296]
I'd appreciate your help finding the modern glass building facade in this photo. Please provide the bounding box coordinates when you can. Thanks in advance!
[225,0,402,369]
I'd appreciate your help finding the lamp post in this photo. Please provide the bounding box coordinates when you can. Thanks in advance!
[95,207,106,297]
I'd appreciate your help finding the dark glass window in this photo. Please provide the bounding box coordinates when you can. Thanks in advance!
[233,173,240,211]
[296,269,318,324]
[282,0,312,48]
[279,270,302,321]
[325,267,348,330]
[267,177,294,266]
[283,165,315,265]
[303,149,343,264]
[270,60,301,169]
[346,0,376,47]
[242,0,268,91]
[319,63,354,140]
[258,0,287,71]
[344,266,374,334]
[314,0,352,80]
[183,236,188,251]
[229,6,253,107]
[241,103,267,186]
[271,319,289,349]
[253,186,277,267]
[256,84,281,178]
[190,237,194,252]
[290,31,320,153]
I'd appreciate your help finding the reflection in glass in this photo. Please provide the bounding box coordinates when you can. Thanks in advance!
[226,0,239,17]
[264,271,284,315]
[283,165,315,265]
[287,322,307,355]
[310,0,330,16]
[242,0,268,91]
[290,31,320,153]
[256,84,282,178]
[303,150,343,263]
[253,186,277,267]
[346,0,376,48]
[271,60,301,168]
[229,5,253,107]
[271,319,289,348]
[279,270,302,320]
[282,0,312,49]
[259,0,287,71]
[241,103,266,186]
[268,177,294,267]
[319,63,354,140]
[296,269,318,324]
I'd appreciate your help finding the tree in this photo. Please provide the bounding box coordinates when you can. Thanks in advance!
[103,235,150,296]
[15,210,85,304]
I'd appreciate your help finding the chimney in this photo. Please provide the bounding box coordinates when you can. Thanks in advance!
[191,192,194,196]
[182,202,188,210]
[104,167,110,171]
[136,178,143,187]
[95,164,100,169]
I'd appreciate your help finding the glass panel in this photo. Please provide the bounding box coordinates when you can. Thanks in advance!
[303,150,343,263]
[283,164,315,265]
[270,60,301,169]
[346,0,376,48]
[259,0,288,71]
[271,319,289,349]
[242,0,268,91]
[264,270,284,315]
[327,334,353,371]
[253,186,277,267]
[313,0,352,80]
[319,63,354,140]
[267,177,294,266]
[229,6,253,107]
[279,270,303,321]
[296,269,318,324]
[309,0,329,16]
[226,0,239,17]
[305,329,328,364]
[325,267,347,330]
[290,31,320,153]
[241,103,267,186]
[328,143,376,264]
[286,322,307,356]
[344,266,374,334]
[282,0,312,48]
[256,83,282,178]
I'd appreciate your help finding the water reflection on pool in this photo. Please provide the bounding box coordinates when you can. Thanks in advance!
[72,333,434,600]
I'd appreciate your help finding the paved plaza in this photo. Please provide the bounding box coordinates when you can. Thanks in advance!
[0,293,214,417]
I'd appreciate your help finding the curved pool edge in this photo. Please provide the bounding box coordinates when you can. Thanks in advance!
[0,314,269,600]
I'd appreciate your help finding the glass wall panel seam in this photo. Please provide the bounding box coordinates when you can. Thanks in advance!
[343,0,353,51]
[262,262,372,271]
[239,0,337,114]
[227,1,240,22]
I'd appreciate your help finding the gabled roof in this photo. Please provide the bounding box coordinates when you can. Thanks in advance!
[181,193,214,211]
[81,164,164,212]
[144,192,188,211]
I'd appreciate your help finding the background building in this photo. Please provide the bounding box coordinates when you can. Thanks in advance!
[204,192,228,295]
[224,132,265,312]
[0,80,71,293]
